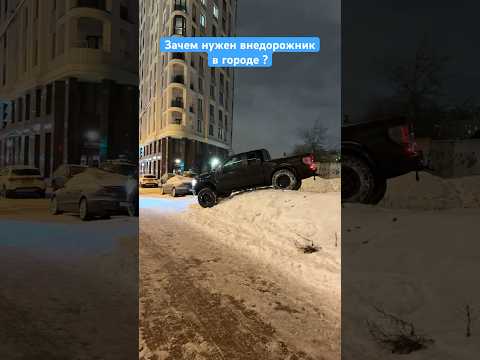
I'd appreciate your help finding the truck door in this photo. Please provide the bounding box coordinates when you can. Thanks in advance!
[217,154,249,193]
[245,150,266,187]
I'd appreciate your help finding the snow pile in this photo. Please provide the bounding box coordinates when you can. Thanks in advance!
[343,205,480,359]
[300,177,341,193]
[180,189,341,299]
[380,173,480,210]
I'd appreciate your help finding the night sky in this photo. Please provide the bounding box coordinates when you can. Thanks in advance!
[343,0,480,121]
[232,0,341,158]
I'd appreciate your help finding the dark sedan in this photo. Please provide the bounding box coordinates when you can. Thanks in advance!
[50,167,131,221]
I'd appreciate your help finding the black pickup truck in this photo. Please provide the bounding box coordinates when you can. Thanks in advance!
[193,149,317,208]
[342,117,424,204]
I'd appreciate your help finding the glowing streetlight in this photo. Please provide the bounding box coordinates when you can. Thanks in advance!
[210,157,221,169]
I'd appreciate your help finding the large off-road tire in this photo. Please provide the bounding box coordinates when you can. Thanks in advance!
[272,169,298,190]
[342,154,376,204]
[50,196,63,215]
[197,188,217,208]
[292,179,302,191]
[79,197,92,221]
[368,177,388,205]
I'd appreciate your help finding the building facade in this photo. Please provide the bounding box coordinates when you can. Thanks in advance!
[139,0,236,176]
[0,0,139,177]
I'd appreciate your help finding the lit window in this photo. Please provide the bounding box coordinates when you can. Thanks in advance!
[200,14,206,29]
[213,4,219,19]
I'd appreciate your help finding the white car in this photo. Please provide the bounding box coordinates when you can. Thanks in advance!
[139,174,159,188]
[0,166,46,198]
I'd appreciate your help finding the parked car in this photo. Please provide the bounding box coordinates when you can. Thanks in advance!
[50,167,129,221]
[342,117,424,204]
[50,164,88,191]
[0,166,46,198]
[139,174,159,188]
[160,172,175,185]
[193,149,317,208]
[161,172,196,197]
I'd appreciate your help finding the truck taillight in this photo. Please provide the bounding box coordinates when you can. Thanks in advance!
[302,155,317,171]
[388,125,418,156]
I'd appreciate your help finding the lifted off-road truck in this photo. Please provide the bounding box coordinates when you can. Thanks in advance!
[342,117,424,204]
[193,149,317,208]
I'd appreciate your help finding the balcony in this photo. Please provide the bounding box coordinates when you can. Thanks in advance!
[171,99,184,108]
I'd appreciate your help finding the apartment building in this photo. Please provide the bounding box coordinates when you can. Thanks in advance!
[0,0,139,177]
[139,0,236,176]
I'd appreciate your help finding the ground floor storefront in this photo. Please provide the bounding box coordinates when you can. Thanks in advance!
[0,78,138,177]
[140,137,230,177]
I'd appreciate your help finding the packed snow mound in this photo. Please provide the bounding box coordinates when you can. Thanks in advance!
[181,189,341,298]
[300,177,340,193]
[380,172,480,210]
[343,206,480,359]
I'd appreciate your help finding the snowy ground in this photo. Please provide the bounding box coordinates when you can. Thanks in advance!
[0,197,138,359]
[343,173,480,360]
[300,177,340,194]
[140,186,341,360]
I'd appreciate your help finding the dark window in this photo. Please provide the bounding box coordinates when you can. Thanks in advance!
[11,100,15,123]
[173,15,186,36]
[212,25,217,37]
[120,4,129,21]
[192,4,197,22]
[18,98,23,122]
[23,136,29,165]
[35,88,41,116]
[25,94,30,120]
[209,104,215,123]
[44,132,52,177]
[51,32,56,58]
[209,124,213,136]
[174,0,186,12]
[34,134,40,169]
[46,84,52,115]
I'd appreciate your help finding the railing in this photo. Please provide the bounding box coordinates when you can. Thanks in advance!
[171,99,184,108]
[172,75,184,84]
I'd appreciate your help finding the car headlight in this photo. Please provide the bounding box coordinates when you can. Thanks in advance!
[191,179,197,187]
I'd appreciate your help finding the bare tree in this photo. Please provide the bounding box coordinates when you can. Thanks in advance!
[387,36,449,119]
[292,119,328,159]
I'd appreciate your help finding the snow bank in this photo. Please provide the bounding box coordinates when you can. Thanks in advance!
[180,189,341,299]
[380,173,480,210]
[300,177,340,193]
[343,205,480,359]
